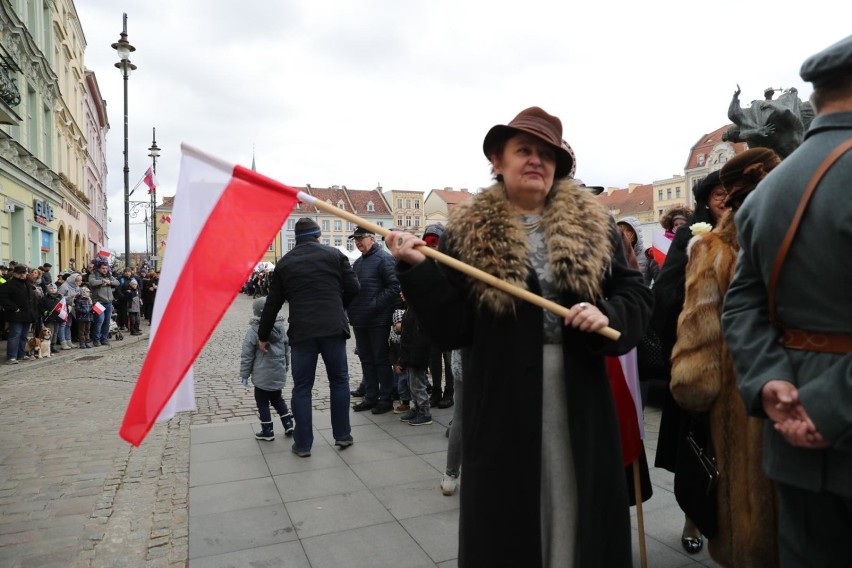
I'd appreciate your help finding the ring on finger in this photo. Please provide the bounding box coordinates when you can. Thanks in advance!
[579,302,588,310]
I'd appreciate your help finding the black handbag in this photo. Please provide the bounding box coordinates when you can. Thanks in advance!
[674,418,719,538]
[636,328,669,382]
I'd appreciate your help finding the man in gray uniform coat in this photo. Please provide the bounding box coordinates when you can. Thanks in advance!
[722,34,852,566]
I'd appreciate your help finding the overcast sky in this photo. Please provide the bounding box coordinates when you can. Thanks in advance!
[73,0,849,254]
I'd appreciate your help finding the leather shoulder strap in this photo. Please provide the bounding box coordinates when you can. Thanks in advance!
[768,138,852,327]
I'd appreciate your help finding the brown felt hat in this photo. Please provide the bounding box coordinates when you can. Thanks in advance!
[720,148,781,209]
[483,107,576,179]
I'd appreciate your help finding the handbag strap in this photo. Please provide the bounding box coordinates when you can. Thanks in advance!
[768,138,852,328]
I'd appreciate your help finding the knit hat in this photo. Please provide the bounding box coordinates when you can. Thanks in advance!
[46,283,57,292]
[252,297,266,317]
[294,217,321,240]
[691,170,722,205]
[129,279,138,287]
[720,148,781,209]
[12,265,27,274]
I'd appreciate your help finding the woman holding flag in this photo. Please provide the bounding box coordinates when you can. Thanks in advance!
[387,107,652,568]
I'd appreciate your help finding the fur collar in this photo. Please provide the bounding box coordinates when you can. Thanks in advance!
[445,179,613,314]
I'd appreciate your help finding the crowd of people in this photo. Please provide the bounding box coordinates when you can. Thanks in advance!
[4,33,850,568]
[0,259,160,363]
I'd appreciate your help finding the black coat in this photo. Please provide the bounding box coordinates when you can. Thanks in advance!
[396,181,652,568]
[347,243,400,328]
[0,278,36,323]
[397,307,430,369]
[258,238,359,344]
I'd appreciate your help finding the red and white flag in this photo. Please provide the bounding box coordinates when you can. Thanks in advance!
[119,144,310,446]
[92,302,105,315]
[647,229,672,267]
[607,350,644,466]
[54,297,69,322]
[160,214,171,224]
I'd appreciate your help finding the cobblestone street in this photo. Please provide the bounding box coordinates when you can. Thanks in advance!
[0,294,356,568]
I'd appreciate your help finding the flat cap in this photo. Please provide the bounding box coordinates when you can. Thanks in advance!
[800,34,852,86]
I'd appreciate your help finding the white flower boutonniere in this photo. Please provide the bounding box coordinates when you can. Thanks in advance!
[690,222,712,236]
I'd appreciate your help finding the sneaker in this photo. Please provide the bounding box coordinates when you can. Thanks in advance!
[371,403,393,415]
[408,410,433,426]
[21,355,31,361]
[92,341,101,347]
[393,401,411,414]
[399,407,418,422]
[334,436,354,448]
[85,343,93,349]
[6,359,17,365]
[352,400,376,412]
[441,473,459,496]
[281,412,295,436]
[291,444,311,458]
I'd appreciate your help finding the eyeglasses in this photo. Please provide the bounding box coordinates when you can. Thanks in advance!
[709,190,728,202]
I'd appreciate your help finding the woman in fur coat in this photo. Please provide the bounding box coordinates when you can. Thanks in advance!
[388,107,652,568]
[670,148,781,567]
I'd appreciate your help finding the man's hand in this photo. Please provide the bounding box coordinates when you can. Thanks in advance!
[762,380,830,449]
[258,340,269,353]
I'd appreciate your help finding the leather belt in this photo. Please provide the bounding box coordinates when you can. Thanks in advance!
[780,329,852,354]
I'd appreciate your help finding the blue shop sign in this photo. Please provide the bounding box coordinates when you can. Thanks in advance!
[34,199,55,224]
[41,230,51,252]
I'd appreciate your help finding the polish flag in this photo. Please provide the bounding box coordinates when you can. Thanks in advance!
[92,302,105,315]
[54,297,69,322]
[119,144,311,446]
[647,229,672,267]
[607,350,644,466]
[144,166,158,194]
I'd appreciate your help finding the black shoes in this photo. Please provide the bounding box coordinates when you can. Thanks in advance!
[350,387,366,398]
[681,535,703,554]
[281,412,295,436]
[352,401,376,412]
[429,388,442,407]
[334,436,354,448]
[437,391,454,409]
[370,403,393,415]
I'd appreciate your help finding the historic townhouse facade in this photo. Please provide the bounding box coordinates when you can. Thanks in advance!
[0,0,106,269]
[383,188,425,234]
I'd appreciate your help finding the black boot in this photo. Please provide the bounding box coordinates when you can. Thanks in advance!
[429,386,442,407]
[281,412,295,436]
[437,388,454,409]
[255,421,274,441]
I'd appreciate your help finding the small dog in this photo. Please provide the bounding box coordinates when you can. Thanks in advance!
[26,329,52,359]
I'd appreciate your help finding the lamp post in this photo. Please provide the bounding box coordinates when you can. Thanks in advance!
[112,13,136,269]
[148,129,160,270]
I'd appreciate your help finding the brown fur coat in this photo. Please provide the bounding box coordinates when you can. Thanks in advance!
[670,213,778,567]
[444,179,613,314]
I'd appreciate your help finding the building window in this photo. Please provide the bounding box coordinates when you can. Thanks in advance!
[414,199,420,209]
[287,219,295,229]
[377,221,384,227]
[659,208,664,218]
[406,215,412,227]
[406,198,411,208]
[334,237,342,247]
[334,220,342,231]
[367,201,375,212]
[346,241,354,252]
[415,216,420,227]
[347,222,353,231]
[666,188,672,199]
[397,215,403,227]
[657,189,663,200]
[287,238,295,251]
[675,187,681,198]
[337,200,345,210]
[397,198,402,208]
[267,241,275,252]
[322,220,330,231]
[322,238,330,246]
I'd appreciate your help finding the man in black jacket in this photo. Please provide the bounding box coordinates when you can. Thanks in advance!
[258,218,360,457]
[0,265,36,364]
[347,226,401,415]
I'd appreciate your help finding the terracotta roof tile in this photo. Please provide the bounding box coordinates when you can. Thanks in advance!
[596,184,654,217]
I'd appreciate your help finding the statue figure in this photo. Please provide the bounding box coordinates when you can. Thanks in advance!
[723,85,815,158]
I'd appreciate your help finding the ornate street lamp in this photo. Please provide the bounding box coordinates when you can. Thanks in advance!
[148,128,160,270]
[112,13,136,268]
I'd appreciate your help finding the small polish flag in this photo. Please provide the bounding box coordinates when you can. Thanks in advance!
[119,143,310,446]
[160,214,171,224]
[54,297,69,322]
[92,302,105,315]
[607,350,645,467]
[648,230,672,267]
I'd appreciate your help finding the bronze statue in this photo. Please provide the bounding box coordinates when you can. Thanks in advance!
[723,85,814,158]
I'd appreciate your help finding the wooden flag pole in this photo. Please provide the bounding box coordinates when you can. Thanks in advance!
[633,460,648,568]
[305,197,621,342]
